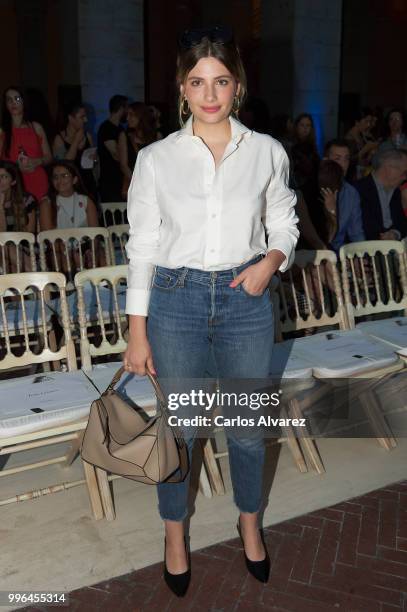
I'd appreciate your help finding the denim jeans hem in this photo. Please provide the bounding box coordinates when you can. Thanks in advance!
[158,505,189,522]
[233,496,263,515]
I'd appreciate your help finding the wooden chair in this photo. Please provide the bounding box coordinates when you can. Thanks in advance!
[0,232,37,274]
[340,240,407,363]
[278,249,404,467]
[75,265,214,520]
[100,202,127,227]
[75,265,128,370]
[107,224,129,264]
[0,271,104,519]
[339,240,407,328]
[38,228,112,284]
[276,249,349,338]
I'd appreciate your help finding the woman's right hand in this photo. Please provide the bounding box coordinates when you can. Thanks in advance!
[123,334,156,376]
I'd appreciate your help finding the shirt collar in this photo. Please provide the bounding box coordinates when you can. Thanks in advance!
[372,172,394,195]
[174,114,252,144]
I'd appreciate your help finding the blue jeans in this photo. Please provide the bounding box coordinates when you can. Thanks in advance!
[147,255,274,521]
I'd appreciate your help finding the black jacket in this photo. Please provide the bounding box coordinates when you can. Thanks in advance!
[354,174,407,240]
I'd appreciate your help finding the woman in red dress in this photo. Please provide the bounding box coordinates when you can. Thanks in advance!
[0,86,52,203]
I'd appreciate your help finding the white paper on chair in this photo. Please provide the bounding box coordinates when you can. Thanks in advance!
[271,342,313,379]
[82,363,156,411]
[291,329,399,377]
[0,370,99,438]
[80,147,97,169]
[357,317,407,350]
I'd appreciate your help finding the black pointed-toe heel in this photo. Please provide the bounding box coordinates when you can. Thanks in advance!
[163,536,191,597]
[237,519,270,583]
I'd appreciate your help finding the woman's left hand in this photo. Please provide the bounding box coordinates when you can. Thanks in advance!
[320,187,337,215]
[229,256,280,296]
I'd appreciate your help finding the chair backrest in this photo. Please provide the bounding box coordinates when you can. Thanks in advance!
[100,202,127,227]
[107,224,129,264]
[339,240,407,327]
[276,249,348,339]
[0,271,76,371]
[38,227,112,276]
[0,232,37,274]
[74,265,128,370]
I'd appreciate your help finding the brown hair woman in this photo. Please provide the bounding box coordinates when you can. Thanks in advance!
[123,26,298,597]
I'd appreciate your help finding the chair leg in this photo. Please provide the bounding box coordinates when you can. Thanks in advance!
[201,438,225,495]
[288,399,325,474]
[64,431,82,467]
[198,462,213,498]
[95,467,116,520]
[279,406,308,473]
[82,460,104,520]
[358,389,397,450]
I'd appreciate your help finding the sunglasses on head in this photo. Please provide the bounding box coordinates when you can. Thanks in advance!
[178,25,234,49]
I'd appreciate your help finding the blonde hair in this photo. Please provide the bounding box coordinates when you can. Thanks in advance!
[176,37,247,127]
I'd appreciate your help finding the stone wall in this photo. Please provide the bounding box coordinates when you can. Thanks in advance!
[261,0,343,151]
[78,0,144,131]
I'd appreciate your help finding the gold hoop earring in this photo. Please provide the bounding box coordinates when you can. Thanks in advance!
[232,95,240,115]
[181,97,190,115]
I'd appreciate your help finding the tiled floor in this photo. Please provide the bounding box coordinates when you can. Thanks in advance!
[21,479,407,611]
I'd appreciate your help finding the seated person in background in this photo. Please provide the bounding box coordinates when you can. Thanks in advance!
[39,161,103,273]
[40,161,98,230]
[0,160,37,232]
[297,161,344,307]
[0,160,37,271]
[299,160,342,250]
[295,189,326,250]
[324,139,365,253]
[355,148,407,240]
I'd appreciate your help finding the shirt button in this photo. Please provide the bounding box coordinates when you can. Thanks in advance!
[211,214,216,218]
[210,249,215,253]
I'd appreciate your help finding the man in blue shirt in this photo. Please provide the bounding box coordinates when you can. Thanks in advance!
[324,139,366,252]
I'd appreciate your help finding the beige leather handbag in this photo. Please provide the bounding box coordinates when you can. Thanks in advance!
[81,366,189,484]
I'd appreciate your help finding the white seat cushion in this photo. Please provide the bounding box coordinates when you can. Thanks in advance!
[289,329,400,377]
[0,370,99,438]
[357,317,407,350]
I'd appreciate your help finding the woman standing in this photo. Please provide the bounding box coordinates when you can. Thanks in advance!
[345,109,379,179]
[53,102,98,201]
[118,102,156,200]
[377,108,407,154]
[0,86,52,203]
[124,26,298,597]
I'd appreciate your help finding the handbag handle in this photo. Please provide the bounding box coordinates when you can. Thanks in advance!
[104,365,189,479]
[107,366,167,406]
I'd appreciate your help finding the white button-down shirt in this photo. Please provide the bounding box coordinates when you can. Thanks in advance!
[125,115,299,315]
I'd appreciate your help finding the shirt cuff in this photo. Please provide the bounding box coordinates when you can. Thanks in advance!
[266,242,292,273]
[125,288,151,316]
